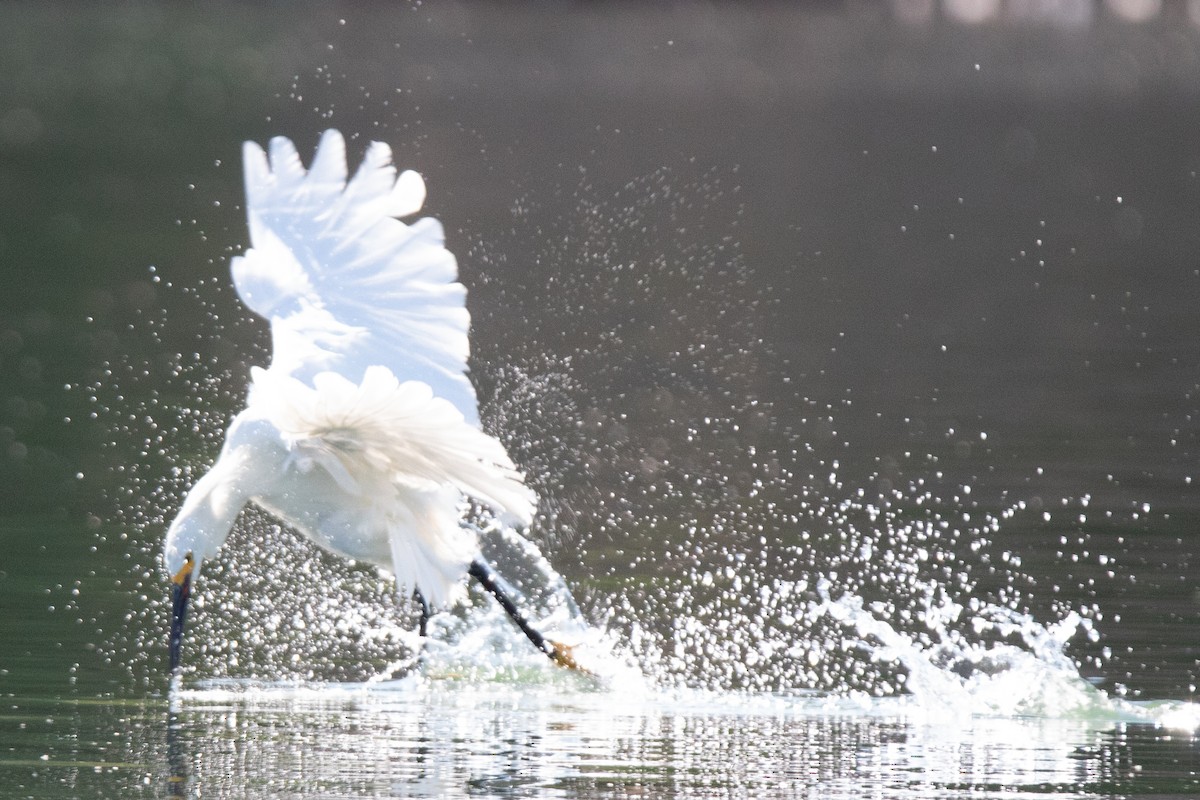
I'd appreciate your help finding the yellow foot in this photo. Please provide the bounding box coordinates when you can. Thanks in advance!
[548,640,593,675]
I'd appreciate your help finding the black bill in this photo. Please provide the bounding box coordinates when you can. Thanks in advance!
[169,554,194,674]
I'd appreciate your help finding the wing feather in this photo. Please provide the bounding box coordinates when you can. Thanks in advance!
[232,129,478,424]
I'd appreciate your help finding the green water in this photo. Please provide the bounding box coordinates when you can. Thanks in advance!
[4,3,1200,797]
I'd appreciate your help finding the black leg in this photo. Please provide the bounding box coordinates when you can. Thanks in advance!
[468,558,585,672]
[412,589,431,638]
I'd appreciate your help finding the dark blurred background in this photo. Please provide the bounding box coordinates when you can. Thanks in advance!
[1,1,1199,697]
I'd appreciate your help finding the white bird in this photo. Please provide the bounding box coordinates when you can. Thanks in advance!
[165,129,581,675]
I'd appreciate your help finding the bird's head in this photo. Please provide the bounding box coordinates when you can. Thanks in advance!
[163,455,252,676]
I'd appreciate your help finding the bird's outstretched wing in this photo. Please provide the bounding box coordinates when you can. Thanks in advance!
[231,129,479,425]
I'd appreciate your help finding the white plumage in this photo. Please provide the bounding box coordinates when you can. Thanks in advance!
[164,129,535,609]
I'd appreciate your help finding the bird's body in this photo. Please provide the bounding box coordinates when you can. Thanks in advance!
[167,365,528,606]
[164,130,560,668]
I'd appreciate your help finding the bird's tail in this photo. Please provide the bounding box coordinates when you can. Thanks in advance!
[384,485,478,609]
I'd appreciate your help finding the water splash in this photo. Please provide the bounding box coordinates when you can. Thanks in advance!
[812,580,1110,720]
[90,155,1200,736]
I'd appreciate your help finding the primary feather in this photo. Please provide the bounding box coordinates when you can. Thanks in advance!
[232,128,477,424]
[164,129,535,608]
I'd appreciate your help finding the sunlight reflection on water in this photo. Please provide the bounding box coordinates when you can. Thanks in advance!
[145,678,1188,799]
[4,679,1196,799]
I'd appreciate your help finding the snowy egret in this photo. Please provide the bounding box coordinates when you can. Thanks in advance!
[165,129,582,675]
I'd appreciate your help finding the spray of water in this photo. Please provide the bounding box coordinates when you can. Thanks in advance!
[88,155,1199,731]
